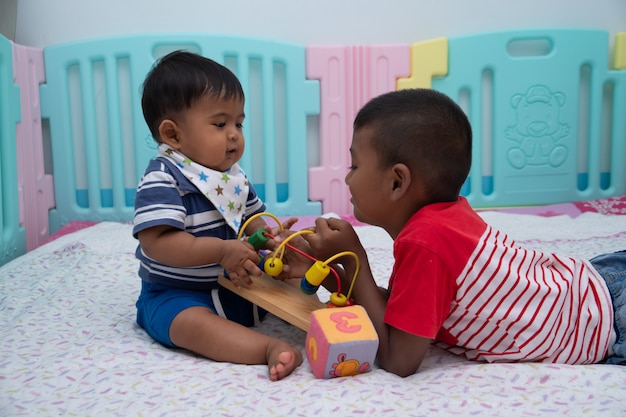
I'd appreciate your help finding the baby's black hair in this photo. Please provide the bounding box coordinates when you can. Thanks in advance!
[353,88,472,202]
[141,50,244,141]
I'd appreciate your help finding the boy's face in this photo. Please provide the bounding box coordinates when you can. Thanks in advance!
[167,94,245,172]
[345,127,391,227]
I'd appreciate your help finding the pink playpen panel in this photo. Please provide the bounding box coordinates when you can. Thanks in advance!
[306,45,410,214]
[13,43,55,250]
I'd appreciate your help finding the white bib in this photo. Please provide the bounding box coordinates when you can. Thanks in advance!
[158,144,249,233]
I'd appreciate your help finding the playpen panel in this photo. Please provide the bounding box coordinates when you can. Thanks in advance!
[306,45,410,214]
[400,28,626,208]
[40,34,321,233]
[0,35,25,266]
[13,43,54,251]
[396,37,448,89]
[616,32,626,69]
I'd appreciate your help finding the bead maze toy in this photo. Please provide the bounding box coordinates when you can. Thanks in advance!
[217,212,379,378]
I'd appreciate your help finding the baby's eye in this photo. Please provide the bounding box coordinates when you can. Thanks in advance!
[236,123,244,129]
[214,122,226,128]
[348,165,357,170]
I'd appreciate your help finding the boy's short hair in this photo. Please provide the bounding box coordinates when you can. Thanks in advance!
[353,88,472,202]
[141,50,245,141]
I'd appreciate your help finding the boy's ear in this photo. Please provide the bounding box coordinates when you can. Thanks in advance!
[389,163,411,201]
[158,119,181,149]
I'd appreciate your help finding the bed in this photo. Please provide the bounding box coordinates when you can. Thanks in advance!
[2,29,626,416]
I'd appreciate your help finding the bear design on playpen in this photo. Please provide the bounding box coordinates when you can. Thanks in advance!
[505,85,571,169]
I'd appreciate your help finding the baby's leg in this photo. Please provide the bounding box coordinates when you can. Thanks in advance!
[169,306,302,380]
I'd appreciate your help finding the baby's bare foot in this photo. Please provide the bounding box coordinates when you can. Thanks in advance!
[267,341,303,381]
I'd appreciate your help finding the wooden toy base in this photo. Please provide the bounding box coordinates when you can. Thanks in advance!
[217,274,326,331]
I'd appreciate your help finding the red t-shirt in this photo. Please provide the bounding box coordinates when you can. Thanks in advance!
[384,197,613,364]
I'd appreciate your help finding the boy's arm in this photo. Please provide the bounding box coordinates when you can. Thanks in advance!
[307,218,432,376]
[341,252,432,376]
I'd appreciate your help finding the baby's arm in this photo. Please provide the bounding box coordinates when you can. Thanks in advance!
[137,225,262,288]
[306,218,432,376]
[242,216,270,237]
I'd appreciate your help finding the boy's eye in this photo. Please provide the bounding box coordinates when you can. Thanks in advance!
[348,165,356,170]
[236,123,244,129]
[214,123,226,128]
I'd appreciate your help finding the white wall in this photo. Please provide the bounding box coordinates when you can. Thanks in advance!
[0,0,17,40]
[14,0,626,49]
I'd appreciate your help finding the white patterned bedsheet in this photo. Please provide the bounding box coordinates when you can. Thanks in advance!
[2,212,626,416]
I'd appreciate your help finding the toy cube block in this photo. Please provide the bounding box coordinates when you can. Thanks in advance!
[305,305,378,379]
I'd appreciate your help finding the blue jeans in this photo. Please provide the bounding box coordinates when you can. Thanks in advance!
[589,250,626,365]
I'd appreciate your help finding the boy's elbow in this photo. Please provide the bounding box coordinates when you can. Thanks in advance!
[389,367,418,378]
[377,330,430,377]
[378,358,421,378]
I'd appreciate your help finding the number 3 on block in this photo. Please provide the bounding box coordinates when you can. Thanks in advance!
[329,311,363,334]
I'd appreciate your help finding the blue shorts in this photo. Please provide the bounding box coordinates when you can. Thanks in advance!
[136,281,267,348]
[589,250,626,365]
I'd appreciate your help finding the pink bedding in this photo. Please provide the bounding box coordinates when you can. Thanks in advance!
[45,196,626,245]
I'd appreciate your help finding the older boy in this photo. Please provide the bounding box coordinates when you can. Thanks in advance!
[301,88,623,377]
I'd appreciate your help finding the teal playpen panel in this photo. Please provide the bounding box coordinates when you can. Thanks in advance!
[0,35,26,265]
[432,29,626,207]
[40,34,321,232]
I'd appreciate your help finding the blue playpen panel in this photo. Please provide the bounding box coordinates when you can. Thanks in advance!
[0,35,26,266]
[432,29,626,207]
[40,34,321,233]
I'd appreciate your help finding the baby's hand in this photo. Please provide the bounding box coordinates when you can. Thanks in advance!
[278,216,299,232]
[220,240,263,288]
[261,217,299,251]
[269,231,315,280]
[262,218,315,280]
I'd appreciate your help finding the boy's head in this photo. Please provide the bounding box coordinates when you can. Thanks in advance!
[141,50,245,142]
[353,88,472,203]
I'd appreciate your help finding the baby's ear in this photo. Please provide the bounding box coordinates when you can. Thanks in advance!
[158,119,181,148]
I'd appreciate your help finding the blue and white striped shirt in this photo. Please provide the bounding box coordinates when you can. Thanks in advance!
[133,158,266,290]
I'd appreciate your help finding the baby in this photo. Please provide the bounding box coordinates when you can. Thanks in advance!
[133,50,302,380]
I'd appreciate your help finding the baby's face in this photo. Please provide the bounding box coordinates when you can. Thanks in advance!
[172,94,245,172]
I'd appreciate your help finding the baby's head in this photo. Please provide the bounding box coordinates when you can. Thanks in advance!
[141,50,244,144]
[141,51,246,171]
[353,88,472,203]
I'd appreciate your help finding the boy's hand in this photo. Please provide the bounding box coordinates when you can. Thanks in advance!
[220,240,263,288]
[304,217,364,260]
